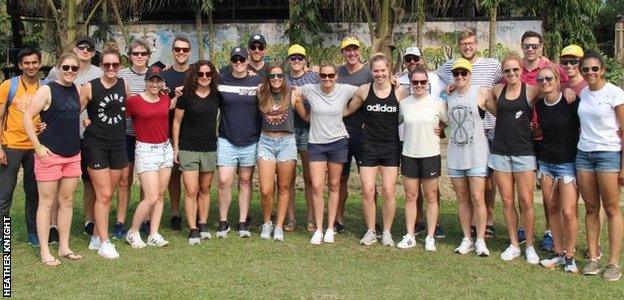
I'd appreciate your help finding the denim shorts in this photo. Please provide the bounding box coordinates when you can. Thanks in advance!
[447,166,489,178]
[308,138,348,163]
[257,133,297,162]
[538,161,576,184]
[217,137,257,167]
[134,140,174,174]
[294,127,309,151]
[488,154,536,173]
[575,150,621,173]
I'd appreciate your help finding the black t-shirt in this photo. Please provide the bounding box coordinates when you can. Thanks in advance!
[176,91,221,152]
[535,95,580,163]
[220,63,269,79]
[337,64,373,135]
[217,72,262,146]
[161,68,189,135]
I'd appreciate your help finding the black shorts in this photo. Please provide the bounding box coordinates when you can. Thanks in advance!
[84,144,128,170]
[80,140,91,182]
[358,142,400,167]
[126,135,136,163]
[342,132,362,176]
[401,155,441,179]
[308,138,348,163]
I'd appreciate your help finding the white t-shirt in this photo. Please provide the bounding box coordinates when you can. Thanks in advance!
[400,94,448,158]
[300,83,358,144]
[577,82,624,152]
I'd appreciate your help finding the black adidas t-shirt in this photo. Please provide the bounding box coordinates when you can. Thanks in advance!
[176,91,221,152]
[535,95,580,163]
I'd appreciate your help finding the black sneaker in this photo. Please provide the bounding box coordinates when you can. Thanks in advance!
[188,228,201,245]
[237,222,251,238]
[170,215,182,231]
[434,224,446,238]
[470,225,477,238]
[84,221,94,236]
[140,220,151,236]
[485,225,496,238]
[198,223,211,239]
[414,221,426,236]
[334,221,345,233]
[113,222,126,240]
[245,216,252,227]
[216,220,230,238]
[49,226,59,244]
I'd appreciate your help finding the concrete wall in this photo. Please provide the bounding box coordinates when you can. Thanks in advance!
[93,20,541,66]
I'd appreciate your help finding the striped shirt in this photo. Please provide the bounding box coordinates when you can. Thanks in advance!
[437,57,503,129]
[287,71,320,129]
[118,67,147,136]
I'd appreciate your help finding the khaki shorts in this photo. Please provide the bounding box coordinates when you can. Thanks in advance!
[178,150,217,172]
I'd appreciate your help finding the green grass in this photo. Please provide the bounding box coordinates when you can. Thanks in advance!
[8,179,624,299]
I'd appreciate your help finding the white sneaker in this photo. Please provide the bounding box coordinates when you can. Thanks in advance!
[323,228,335,243]
[540,253,565,269]
[260,222,274,240]
[88,236,100,250]
[397,234,416,249]
[147,232,169,247]
[475,239,490,257]
[273,227,284,242]
[525,246,540,265]
[381,231,394,247]
[125,230,146,249]
[360,229,377,246]
[425,235,437,251]
[454,237,474,255]
[501,244,521,261]
[98,240,119,259]
[310,230,323,245]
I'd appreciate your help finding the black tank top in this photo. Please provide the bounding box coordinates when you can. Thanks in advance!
[362,84,399,145]
[84,78,127,148]
[39,82,81,157]
[491,83,534,156]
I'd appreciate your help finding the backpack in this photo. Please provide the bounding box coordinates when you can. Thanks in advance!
[2,76,43,128]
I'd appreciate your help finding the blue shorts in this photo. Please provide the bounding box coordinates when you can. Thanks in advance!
[447,166,489,178]
[488,154,536,173]
[575,150,621,173]
[217,137,257,167]
[538,161,576,184]
[308,138,348,163]
[294,127,309,151]
[257,134,297,162]
[342,132,362,176]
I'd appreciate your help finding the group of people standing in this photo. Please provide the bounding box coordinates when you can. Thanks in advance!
[0,29,622,282]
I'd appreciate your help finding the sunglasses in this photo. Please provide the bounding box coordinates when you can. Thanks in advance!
[523,43,541,50]
[411,80,428,86]
[452,70,469,77]
[102,62,120,70]
[289,54,305,62]
[404,55,420,63]
[77,44,94,52]
[131,51,149,57]
[581,66,602,73]
[536,76,554,83]
[61,65,79,72]
[503,68,520,74]
[269,73,284,79]
[230,56,247,63]
[250,45,265,51]
[319,73,336,79]
[173,47,190,53]
[197,71,212,78]
[560,58,579,66]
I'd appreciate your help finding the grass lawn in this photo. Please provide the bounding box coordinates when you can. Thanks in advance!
[7,173,624,299]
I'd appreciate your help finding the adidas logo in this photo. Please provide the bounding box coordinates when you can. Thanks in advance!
[366,103,397,113]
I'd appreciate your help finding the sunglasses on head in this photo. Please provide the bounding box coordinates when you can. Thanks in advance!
[61,65,79,72]
[581,66,601,73]
[197,71,212,78]
[102,62,120,70]
[173,47,190,53]
[404,55,420,63]
[77,44,94,52]
[536,76,554,83]
[131,51,149,57]
[250,44,265,51]
[289,54,305,62]
[319,73,336,79]
[523,43,541,50]
[411,80,428,86]
[503,67,520,74]
[452,69,469,77]
[560,58,579,66]
[269,73,284,79]
[230,56,247,63]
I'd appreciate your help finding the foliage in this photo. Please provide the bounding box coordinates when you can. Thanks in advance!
[594,0,624,44]
[603,52,624,87]
[285,0,333,46]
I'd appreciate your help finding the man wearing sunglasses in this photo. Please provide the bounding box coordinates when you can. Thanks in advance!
[519,31,568,86]
[220,34,269,78]
[160,35,193,232]
[398,46,446,98]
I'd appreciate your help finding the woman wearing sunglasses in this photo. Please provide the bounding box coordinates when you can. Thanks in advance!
[172,60,220,245]
[23,53,83,266]
[285,44,320,233]
[533,66,580,273]
[293,62,359,245]
[79,43,130,259]
[560,45,587,96]
[576,52,624,281]
[256,65,297,241]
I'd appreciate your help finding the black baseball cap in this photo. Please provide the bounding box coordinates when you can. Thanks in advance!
[248,34,267,48]
[230,46,249,59]
[145,65,164,80]
[76,36,95,48]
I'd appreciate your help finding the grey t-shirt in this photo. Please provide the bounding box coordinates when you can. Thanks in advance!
[300,83,358,144]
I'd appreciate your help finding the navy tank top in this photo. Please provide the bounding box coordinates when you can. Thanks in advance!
[491,83,534,156]
[39,82,81,157]
[84,78,127,148]
[362,84,400,145]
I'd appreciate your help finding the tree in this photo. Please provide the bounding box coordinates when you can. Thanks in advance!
[480,0,499,58]
[192,0,215,60]
[286,0,333,46]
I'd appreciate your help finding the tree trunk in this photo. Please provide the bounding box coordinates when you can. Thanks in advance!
[102,0,109,44]
[488,4,496,58]
[110,0,132,51]
[66,0,77,51]
[207,8,216,61]
[416,0,425,49]
[195,8,206,60]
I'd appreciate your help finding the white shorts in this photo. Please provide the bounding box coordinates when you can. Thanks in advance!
[134,140,174,174]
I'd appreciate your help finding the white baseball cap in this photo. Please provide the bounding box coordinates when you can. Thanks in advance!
[404,46,422,57]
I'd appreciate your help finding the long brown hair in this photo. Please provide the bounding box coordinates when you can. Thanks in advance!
[182,60,219,97]
[257,64,289,114]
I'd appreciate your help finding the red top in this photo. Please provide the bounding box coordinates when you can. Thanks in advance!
[521,57,569,86]
[126,93,171,143]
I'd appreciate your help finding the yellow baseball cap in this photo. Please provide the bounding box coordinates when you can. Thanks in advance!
[452,58,472,72]
[287,44,306,57]
[340,35,361,50]
[560,44,584,58]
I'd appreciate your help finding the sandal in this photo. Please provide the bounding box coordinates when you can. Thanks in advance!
[42,258,61,267]
[284,221,295,232]
[306,221,317,233]
[60,252,83,261]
